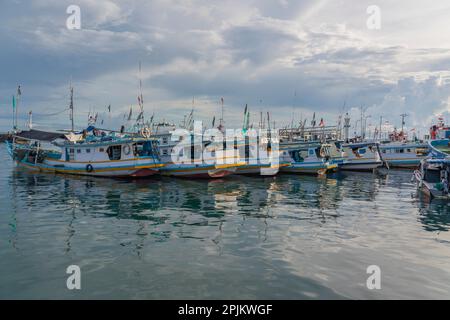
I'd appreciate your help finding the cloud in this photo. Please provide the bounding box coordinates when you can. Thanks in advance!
[1,0,450,134]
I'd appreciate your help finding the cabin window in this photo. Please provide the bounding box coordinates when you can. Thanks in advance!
[86,148,91,153]
[77,149,81,154]
[211,150,216,157]
[358,148,366,155]
[134,142,155,157]
[407,148,411,153]
[399,149,404,153]
[99,148,104,152]
[162,137,168,144]
[382,149,386,153]
[163,149,168,155]
[68,148,75,161]
[309,149,314,156]
[107,145,122,160]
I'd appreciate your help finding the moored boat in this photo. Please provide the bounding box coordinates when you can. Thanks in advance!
[6,128,164,177]
[339,142,383,171]
[280,141,337,175]
[379,142,429,168]
[414,158,450,199]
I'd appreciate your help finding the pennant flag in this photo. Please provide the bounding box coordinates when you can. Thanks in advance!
[212,116,215,127]
[311,112,316,127]
[17,85,21,96]
[319,118,324,127]
[107,104,111,113]
[221,97,224,105]
[12,95,15,109]
[127,106,133,121]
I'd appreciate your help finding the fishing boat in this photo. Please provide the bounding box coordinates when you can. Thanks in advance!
[339,142,383,171]
[379,142,429,168]
[414,158,450,199]
[280,141,337,175]
[6,127,164,177]
[233,135,290,176]
[152,122,243,178]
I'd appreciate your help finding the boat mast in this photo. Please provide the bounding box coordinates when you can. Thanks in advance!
[138,61,145,127]
[69,84,74,132]
[400,113,408,133]
[14,85,21,131]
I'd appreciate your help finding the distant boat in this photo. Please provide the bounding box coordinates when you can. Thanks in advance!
[5,128,164,178]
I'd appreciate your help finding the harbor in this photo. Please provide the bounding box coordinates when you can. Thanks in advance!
[1,0,450,303]
[1,142,450,299]
[2,93,450,299]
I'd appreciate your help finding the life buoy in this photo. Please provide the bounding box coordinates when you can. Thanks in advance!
[320,149,325,158]
[123,144,131,155]
[140,127,151,138]
[86,164,94,173]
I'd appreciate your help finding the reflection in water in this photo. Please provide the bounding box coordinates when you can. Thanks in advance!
[418,197,450,232]
[2,145,450,299]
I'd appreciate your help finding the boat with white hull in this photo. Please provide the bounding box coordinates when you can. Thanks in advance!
[280,141,337,175]
[339,142,383,171]
[6,129,164,178]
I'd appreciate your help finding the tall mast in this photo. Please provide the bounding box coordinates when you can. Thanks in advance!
[400,113,408,133]
[136,61,145,127]
[15,85,21,131]
[379,116,382,141]
[69,84,74,132]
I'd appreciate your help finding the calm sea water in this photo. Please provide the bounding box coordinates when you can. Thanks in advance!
[0,143,450,299]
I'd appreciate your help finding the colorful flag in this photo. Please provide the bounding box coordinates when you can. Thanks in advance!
[127,106,133,121]
[319,118,324,127]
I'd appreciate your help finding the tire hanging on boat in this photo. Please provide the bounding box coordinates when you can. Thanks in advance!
[86,164,94,173]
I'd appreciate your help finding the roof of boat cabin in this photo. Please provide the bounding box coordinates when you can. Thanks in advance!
[13,129,67,142]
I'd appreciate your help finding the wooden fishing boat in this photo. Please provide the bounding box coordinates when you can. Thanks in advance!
[339,142,383,171]
[152,123,243,178]
[379,141,429,168]
[279,141,337,175]
[414,158,450,199]
[6,128,164,178]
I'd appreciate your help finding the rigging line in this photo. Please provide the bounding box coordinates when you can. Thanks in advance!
[33,108,71,117]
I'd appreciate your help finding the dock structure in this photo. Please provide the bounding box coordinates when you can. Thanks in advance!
[279,125,340,142]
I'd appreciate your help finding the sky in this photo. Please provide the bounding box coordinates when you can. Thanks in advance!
[1,0,450,137]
